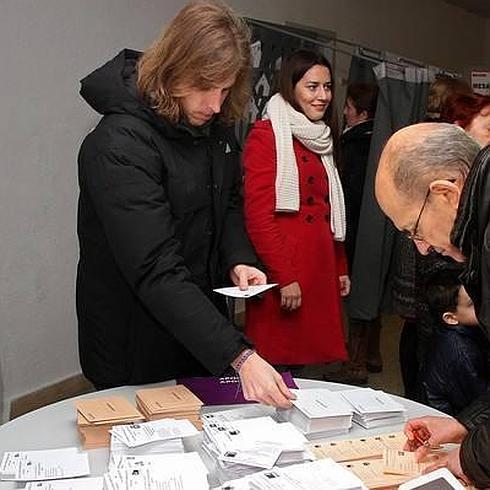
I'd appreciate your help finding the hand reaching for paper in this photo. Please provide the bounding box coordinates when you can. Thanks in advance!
[230,264,267,290]
[403,416,468,460]
[238,352,296,409]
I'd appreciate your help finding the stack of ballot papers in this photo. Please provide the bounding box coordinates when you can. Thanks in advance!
[136,385,203,429]
[215,458,366,489]
[76,396,144,449]
[21,477,103,489]
[339,388,407,429]
[0,447,90,482]
[108,418,198,462]
[104,452,209,490]
[202,414,313,482]
[277,389,353,438]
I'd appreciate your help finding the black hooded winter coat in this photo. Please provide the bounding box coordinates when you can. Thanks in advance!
[76,49,255,388]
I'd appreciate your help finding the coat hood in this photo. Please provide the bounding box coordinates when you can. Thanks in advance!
[80,49,209,139]
[81,50,152,120]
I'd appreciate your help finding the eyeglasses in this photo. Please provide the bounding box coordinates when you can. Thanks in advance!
[401,188,431,241]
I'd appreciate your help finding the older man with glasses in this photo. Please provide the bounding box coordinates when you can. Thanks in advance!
[375,122,490,488]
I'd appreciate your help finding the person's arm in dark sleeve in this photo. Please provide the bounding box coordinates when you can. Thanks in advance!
[218,139,259,275]
[460,420,490,488]
[82,131,249,375]
[456,391,490,431]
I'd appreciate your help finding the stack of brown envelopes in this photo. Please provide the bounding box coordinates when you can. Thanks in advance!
[136,385,203,430]
[75,396,144,449]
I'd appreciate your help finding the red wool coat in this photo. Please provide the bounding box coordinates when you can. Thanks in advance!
[243,120,348,365]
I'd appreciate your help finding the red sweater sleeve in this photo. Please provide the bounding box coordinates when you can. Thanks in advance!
[243,122,300,287]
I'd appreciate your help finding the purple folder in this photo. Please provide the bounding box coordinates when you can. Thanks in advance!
[176,372,298,405]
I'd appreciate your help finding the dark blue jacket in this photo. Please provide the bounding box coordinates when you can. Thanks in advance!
[422,323,488,416]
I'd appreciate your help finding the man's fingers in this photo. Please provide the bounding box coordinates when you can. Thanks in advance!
[238,272,249,291]
[422,457,447,475]
[274,375,296,400]
[414,446,430,462]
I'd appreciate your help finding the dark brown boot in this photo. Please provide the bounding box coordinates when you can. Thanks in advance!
[324,320,368,385]
[366,317,383,373]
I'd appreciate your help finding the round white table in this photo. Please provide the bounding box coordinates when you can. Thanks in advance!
[0,379,444,488]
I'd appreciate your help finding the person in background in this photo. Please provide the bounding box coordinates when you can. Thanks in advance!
[337,83,379,385]
[76,1,295,408]
[425,75,472,122]
[375,123,489,487]
[243,49,349,376]
[440,93,490,147]
[421,267,488,416]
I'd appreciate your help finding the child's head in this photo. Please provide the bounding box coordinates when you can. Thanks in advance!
[426,268,478,327]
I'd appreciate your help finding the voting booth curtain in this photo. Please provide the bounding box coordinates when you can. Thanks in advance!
[347,56,431,320]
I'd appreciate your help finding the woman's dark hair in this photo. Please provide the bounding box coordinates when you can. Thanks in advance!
[279,49,334,124]
[278,49,339,159]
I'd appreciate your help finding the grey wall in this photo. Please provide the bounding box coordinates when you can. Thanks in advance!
[0,0,488,421]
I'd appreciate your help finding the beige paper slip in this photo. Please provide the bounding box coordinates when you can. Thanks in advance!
[75,396,142,423]
[309,432,407,462]
[341,458,409,490]
[136,385,203,414]
[382,448,443,477]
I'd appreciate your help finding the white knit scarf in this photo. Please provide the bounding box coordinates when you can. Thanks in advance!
[264,93,346,241]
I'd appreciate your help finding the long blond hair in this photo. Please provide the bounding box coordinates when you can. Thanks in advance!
[137,1,251,124]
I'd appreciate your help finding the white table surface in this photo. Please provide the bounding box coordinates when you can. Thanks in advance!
[0,378,445,488]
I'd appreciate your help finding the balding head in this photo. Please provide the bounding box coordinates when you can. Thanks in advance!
[377,123,479,201]
[375,123,480,262]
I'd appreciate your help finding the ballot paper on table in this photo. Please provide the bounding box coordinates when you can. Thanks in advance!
[109,451,208,473]
[309,431,407,462]
[22,476,103,489]
[382,448,442,477]
[278,389,353,437]
[216,458,366,490]
[203,415,311,480]
[103,464,209,490]
[0,447,90,482]
[213,283,277,298]
[206,416,307,454]
[339,388,407,429]
[109,432,184,464]
[110,418,198,447]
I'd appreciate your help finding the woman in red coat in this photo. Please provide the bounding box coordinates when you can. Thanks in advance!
[243,49,349,370]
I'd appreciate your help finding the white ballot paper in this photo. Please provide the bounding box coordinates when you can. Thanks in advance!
[217,458,366,490]
[23,476,103,489]
[0,447,90,482]
[279,389,353,436]
[213,284,277,298]
[110,418,198,447]
[104,466,209,490]
[110,451,208,473]
[339,388,407,428]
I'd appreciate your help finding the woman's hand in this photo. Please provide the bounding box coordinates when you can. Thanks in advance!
[280,281,302,311]
[339,275,351,296]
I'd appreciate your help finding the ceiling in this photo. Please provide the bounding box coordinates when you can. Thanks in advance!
[443,0,490,17]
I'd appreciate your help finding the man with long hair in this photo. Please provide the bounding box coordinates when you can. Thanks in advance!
[76,1,294,407]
